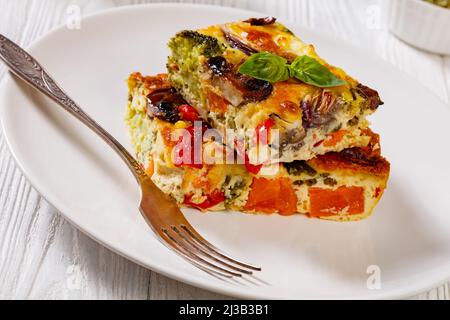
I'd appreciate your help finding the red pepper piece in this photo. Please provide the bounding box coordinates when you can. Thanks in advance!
[184,189,225,210]
[178,104,200,122]
[235,138,263,174]
[245,161,263,175]
[173,124,206,169]
[254,118,275,145]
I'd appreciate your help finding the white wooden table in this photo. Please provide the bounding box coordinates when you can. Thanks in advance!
[0,0,449,300]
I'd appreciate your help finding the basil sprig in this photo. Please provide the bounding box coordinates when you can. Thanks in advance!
[237,52,290,83]
[289,55,347,88]
[238,52,347,88]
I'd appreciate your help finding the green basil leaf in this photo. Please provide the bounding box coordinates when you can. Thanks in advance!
[238,52,290,83]
[289,55,347,88]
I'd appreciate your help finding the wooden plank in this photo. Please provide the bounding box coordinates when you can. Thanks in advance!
[0,0,151,300]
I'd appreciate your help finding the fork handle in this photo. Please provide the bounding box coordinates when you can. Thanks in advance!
[0,33,147,182]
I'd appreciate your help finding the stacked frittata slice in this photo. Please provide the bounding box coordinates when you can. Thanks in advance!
[167,17,383,165]
[125,18,389,221]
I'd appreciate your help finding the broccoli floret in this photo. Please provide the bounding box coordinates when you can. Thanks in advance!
[169,30,224,58]
[167,30,225,110]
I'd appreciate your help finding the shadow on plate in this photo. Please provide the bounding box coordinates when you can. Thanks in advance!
[14,76,131,188]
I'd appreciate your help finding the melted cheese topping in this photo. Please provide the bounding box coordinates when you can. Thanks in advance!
[171,20,380,164]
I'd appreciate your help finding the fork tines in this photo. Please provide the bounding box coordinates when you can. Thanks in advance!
[160,224,261,278]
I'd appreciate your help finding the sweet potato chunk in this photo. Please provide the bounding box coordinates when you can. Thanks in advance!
[308,186,364,217]
[244,177,297,215]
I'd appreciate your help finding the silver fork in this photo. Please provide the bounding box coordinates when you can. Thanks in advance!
[0,33,260,278]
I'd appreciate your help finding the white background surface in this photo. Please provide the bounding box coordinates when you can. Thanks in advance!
[0,0,449,300]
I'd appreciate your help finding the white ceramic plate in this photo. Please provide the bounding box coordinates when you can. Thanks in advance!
[1,4,450,299]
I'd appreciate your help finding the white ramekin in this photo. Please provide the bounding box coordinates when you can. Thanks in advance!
[388,0,450,55]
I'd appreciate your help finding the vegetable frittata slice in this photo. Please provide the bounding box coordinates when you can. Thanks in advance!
[166,17,384,165]
[126,73,390,221]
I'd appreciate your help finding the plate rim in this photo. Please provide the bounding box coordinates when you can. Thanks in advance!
[0,2,449,299]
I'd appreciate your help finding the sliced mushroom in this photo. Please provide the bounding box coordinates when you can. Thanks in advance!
[244,17,277,26]
[270,114,306,151]
[211,77,244,106]
[280,128,306,149]
[206,56,273,106]
[146,88,186,123]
